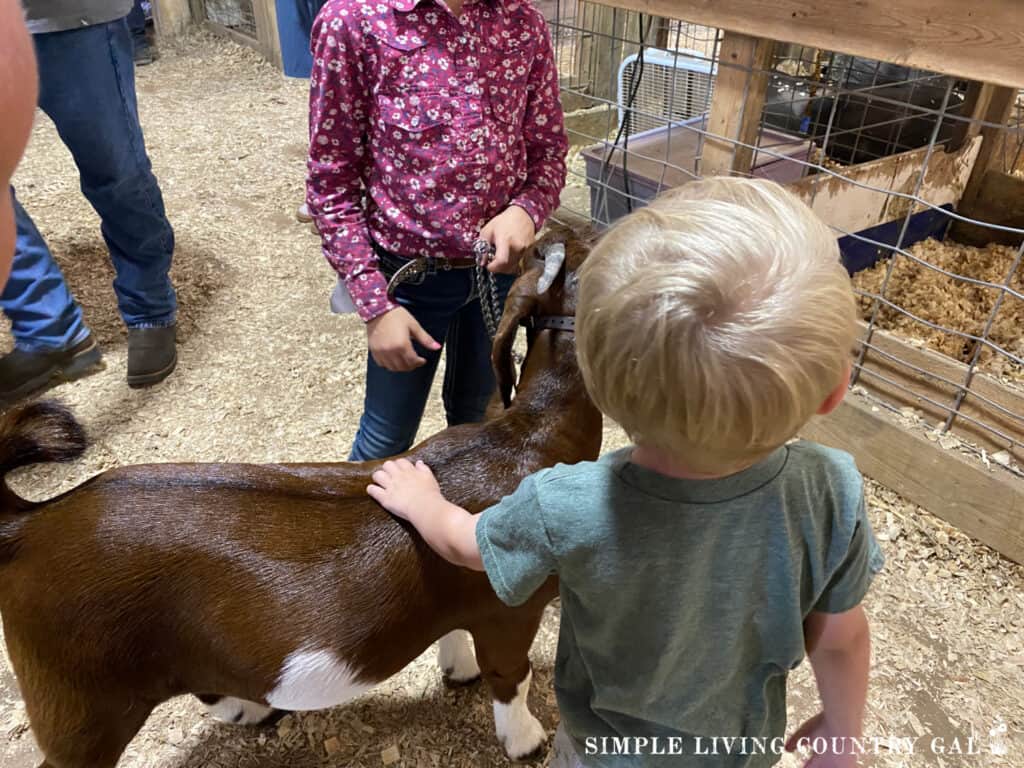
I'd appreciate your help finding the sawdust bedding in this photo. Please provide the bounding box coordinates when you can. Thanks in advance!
[2,33,1022,768]
[852,238,1024,385]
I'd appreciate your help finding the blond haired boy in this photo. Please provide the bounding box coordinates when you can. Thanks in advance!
[370,177,884,768]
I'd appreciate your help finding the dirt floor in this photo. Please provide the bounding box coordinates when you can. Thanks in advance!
[2,33,1023,768]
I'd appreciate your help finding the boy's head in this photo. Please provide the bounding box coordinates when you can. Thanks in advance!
[0,0,38,288]
[576,177,857,474]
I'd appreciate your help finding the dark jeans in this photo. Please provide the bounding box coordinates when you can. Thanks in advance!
[4,19,176,352]
[127,0,148,49]
[277,0,328,77]
[348,249,515,461]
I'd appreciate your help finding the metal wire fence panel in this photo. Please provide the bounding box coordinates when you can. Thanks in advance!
[201,0,257,38]
[546,4,1024,469]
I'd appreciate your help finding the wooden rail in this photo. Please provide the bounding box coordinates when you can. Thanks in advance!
[589,0,1024,89]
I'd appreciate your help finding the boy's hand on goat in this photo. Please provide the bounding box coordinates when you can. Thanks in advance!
[366,308,441,372]
[368,459,485,571]
[368,459,443,521]
[480,205,535,274]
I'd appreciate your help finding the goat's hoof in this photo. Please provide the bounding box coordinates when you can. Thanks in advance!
[198,695,277,726]
[501,716,548,762]
[442,669,482,688]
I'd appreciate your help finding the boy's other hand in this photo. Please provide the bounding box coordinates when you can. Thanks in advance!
[366,307,441,372]
[480,205,536,274]
[368,458,442,521]
[785,713,859,768]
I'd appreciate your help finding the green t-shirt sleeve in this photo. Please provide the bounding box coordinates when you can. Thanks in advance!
[813,495,885,614]
[476,473,556,607]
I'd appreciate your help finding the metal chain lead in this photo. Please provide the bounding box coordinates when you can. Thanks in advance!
[473,240,504,341]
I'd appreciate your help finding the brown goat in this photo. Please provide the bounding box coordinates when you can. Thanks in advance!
[0,233,601,768]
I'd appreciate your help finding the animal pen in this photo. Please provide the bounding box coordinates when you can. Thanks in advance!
[147,0,1024,564]
[540,0,1024,564]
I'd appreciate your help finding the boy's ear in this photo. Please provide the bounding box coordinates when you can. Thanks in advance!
[816,362,851,416]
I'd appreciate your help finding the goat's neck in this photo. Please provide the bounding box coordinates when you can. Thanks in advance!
[503,332,601,459]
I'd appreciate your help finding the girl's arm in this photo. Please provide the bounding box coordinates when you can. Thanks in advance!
[368,459,484,571]
[307,9,397,323]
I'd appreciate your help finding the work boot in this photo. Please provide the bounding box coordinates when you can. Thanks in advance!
[127,325,177,388]
[134,42,158,66]
[0,334,103,406]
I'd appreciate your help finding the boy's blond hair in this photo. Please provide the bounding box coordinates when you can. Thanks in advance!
[576,177,857,473]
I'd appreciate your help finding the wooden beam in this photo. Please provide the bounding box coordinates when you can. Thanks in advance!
[587,0,1024,90]
[701,32,773,177]
[955,86,1017,215]
[787,136,981,236]
[204,20,260,53]
[799,393,1024,565]
[152,0,191,39]
[854,320,1024,466]
[253,0,283,70]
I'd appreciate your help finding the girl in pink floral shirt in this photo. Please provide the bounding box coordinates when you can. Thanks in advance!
[307,0,567,460]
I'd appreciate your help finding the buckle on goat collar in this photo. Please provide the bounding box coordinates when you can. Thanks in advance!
[521,315,576,333]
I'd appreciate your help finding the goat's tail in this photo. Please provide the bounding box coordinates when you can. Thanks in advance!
[0,401,86,501]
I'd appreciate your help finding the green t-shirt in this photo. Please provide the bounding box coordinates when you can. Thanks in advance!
[476,441,884,767]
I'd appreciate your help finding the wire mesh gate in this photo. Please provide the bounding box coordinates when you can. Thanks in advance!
[541,0,1024,475]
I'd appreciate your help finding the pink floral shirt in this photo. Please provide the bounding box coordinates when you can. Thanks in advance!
[307,0,568,322]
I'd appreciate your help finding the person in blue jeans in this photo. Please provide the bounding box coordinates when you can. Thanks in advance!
[127,0,158,66]
[2,1,178,405]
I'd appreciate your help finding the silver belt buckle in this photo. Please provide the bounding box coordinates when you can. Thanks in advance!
[386,257,428,298]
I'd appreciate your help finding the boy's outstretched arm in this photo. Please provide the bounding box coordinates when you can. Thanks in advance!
[368,459,484,571]
[786,606,871,767]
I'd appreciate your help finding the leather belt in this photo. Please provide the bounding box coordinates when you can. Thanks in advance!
[385,256,477,298]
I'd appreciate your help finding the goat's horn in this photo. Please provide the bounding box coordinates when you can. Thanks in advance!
[536,243,566,294]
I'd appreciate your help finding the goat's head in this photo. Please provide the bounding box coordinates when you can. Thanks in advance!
[491,225,593,408]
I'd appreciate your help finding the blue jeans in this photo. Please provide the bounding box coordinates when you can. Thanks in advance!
[348,250,514,461]
[127,0,149,49]
[276,0,328,77]
[3,18,176,352]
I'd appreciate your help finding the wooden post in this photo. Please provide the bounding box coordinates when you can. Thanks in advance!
[253,0,283,70]
[956,85,1016,213]
[700,32,773,177]
[152,0,192,39]
[581,5,627,102]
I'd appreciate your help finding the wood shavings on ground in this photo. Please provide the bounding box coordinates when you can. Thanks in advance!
[1,34,1022,768]
[853,238,1024,383]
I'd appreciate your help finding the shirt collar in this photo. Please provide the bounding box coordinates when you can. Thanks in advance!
[386,0,499,13]
[612,445,791,504]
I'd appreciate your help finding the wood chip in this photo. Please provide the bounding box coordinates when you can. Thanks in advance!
[324,737,342,755]
[382,745,401,765]
[992,450,1012,467]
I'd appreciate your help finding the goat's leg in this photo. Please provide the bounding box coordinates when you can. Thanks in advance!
[471,614,548,761]
[23,686,152,768]
[437,629,481,686]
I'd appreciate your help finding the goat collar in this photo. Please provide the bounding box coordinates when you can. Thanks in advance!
[521,315,575,333]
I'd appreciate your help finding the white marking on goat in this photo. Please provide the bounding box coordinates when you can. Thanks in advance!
[205,696,274,725]
[493,669,547,759]
[437,630,480,682]
[265,648,374,711]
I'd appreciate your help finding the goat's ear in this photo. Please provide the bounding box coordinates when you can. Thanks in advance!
[491,292,537,408]
[536,243,566,295]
